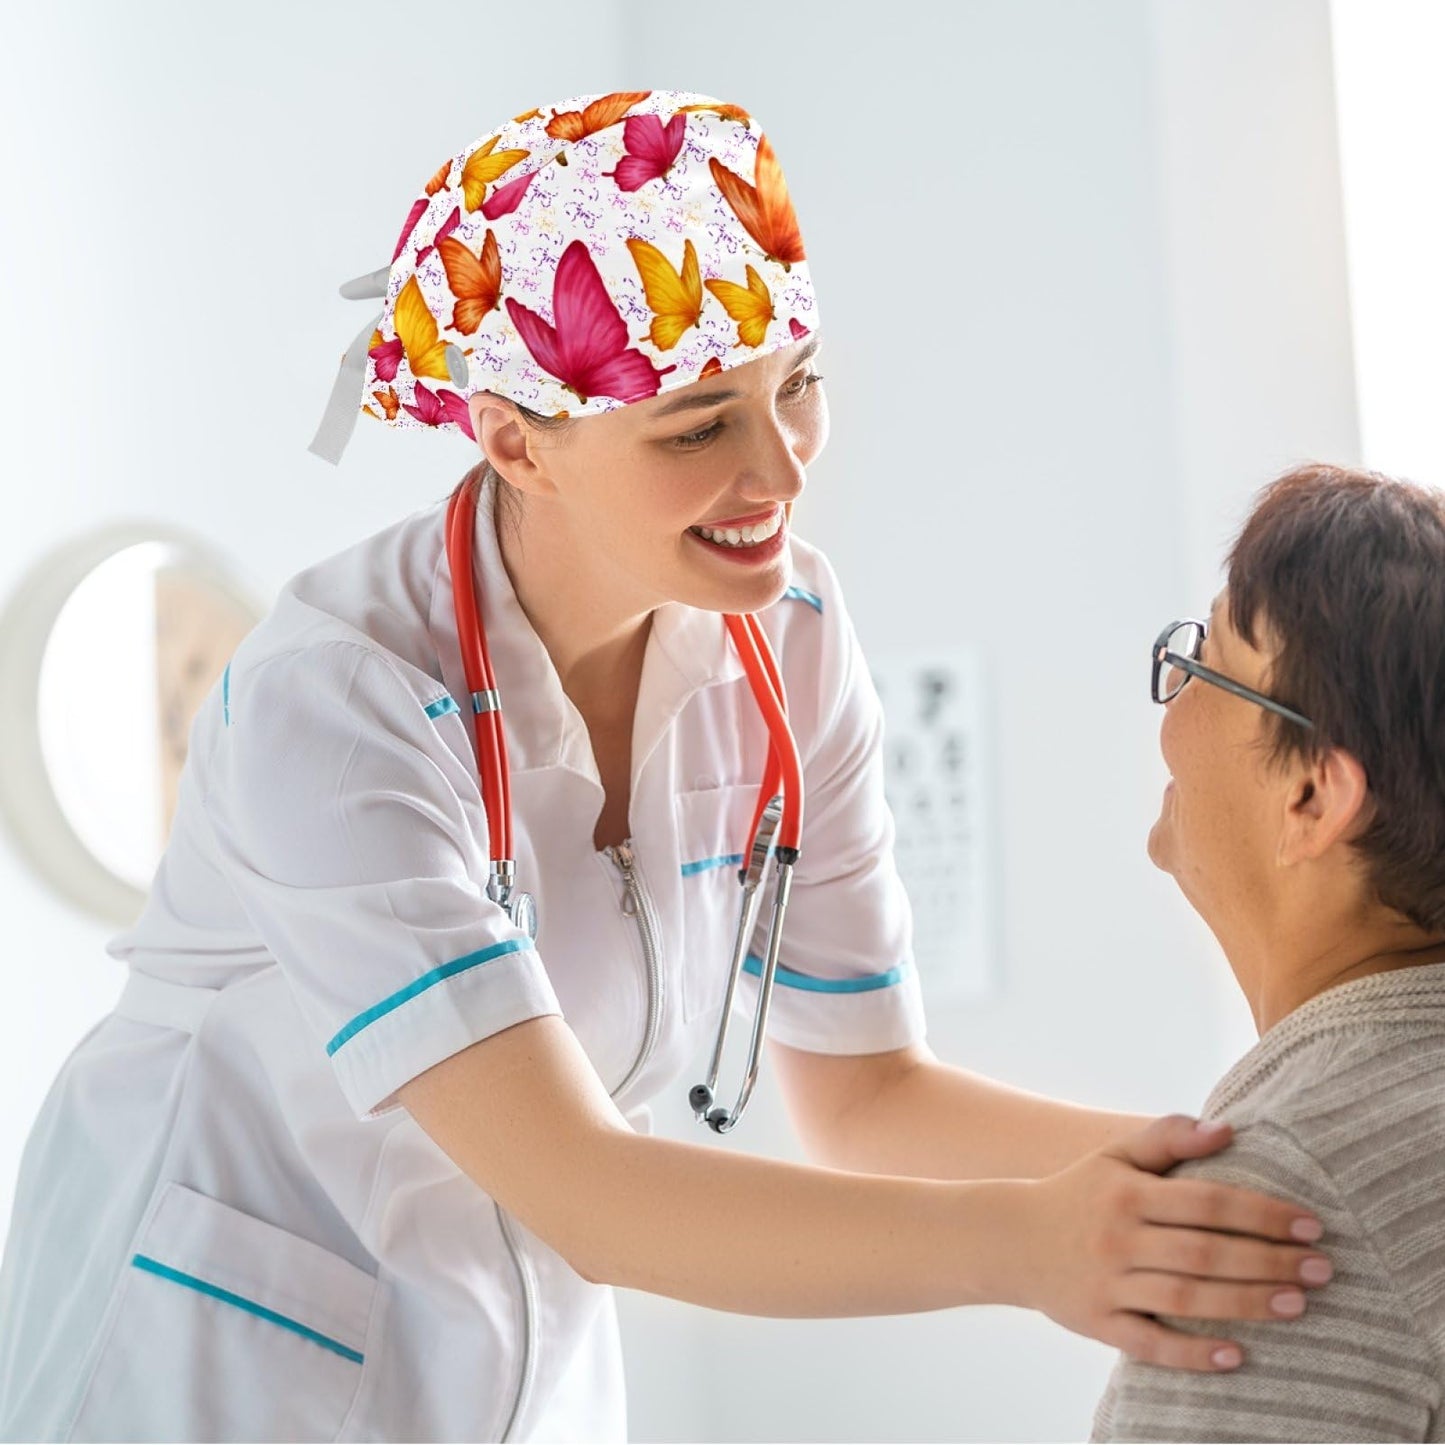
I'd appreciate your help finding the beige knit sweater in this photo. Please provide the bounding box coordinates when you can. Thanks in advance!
[1092,962,1445,1442]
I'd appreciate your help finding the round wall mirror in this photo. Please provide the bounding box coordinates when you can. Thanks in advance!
[0,524,266,925]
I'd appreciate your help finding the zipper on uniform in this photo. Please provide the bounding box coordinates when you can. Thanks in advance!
[496,1203,540,1442]
[496,839,662,1440]
[606,839,664,1100]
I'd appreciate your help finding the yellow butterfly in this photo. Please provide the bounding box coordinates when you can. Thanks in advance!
[704,265,774,349]
[626,238,701,351]
[460,136,529,211]
[393,276,452,382]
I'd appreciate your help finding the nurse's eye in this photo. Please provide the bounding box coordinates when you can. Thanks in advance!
[672,419,724,449]
[782,371,824,399]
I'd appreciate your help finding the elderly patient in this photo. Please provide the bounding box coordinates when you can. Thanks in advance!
[1093,464,1445,1443]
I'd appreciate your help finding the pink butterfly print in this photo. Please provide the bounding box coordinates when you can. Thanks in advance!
[403,382,475,440]
[392,197,429,263]
[505,239,675,405]
[369,335,404,383]
[603,113,686,192]
[415,205,461,266]
[482,168,538,220]
[789,318,810,341]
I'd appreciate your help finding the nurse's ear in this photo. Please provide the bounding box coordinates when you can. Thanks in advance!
[468,393,563,499]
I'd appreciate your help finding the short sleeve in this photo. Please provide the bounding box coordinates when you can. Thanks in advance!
[1091,1122,1440,1442]
[201,640,561,1119]
[739,563,927,1055]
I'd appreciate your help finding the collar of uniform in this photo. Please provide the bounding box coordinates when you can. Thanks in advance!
[431,478,746,784]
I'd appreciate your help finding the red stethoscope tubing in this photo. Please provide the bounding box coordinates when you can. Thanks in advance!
[446,481,512,864]
[724,612,803,854]
[447,479,802,872]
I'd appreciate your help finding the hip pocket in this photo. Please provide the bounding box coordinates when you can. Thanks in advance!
[674,783,762,1022]
[67,1182,376,1442]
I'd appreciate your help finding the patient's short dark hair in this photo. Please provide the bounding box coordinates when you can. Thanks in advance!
[1228,464,1445,933]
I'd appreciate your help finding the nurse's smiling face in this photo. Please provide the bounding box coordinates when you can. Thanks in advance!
[469,336,828,617]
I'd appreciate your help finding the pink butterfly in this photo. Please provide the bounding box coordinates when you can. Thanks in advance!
[369,335,404,382]
[415,206,461,266]
[403,382,476,439]
[482,169,538,220]
[789,318,810,341]
[604,113,686,192]
[391,197,429,263]
[505,240,675,404]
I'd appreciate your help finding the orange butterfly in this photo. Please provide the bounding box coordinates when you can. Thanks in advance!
[678,102,752,126]
[709,135,805,269]
[460,136,529,211]
[699,356,724,378]
[424,158,452,196]
[705,266,775,348]
[438,230,502,334]
[546,91,650,142]
[371,387,401,420]
[626,237,702,350]
[393,276,452,382]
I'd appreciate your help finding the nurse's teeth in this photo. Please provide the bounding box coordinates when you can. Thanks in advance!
[691,512,783,547]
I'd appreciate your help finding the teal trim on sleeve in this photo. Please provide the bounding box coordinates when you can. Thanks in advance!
[423,694,460,719]
[326,937,533,1056]
[130,1255,364,1365]
[222,663,231,726]
[680,853,745,877]
[782,585,823,613]
[742,953,912,994]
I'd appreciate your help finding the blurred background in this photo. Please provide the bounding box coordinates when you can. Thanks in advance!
[1,0,1440,1438]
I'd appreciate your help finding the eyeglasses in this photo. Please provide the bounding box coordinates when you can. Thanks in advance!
[1151,618,1314,730]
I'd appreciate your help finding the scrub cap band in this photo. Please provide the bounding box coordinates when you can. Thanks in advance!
[310,90,819,464]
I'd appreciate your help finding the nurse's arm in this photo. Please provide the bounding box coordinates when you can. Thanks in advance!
[772,1040,1147,1180]
[398,1014,1327,1370]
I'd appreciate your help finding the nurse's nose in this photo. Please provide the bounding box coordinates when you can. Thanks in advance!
[736,419,808,506]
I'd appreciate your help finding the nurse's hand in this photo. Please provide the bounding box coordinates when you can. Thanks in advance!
[1014,1113,1330,1372]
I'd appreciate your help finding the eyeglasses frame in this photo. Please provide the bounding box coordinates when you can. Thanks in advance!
[1152,618,1314,731]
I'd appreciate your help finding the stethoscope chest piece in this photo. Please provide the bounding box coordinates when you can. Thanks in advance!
[508,890,539,942]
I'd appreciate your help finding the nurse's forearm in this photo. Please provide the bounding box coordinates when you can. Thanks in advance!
[576,1129,1024,1316]
[400,1015,1024,1317]
[773,1043,1146,1180]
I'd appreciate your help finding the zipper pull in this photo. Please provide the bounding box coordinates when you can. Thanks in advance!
[609,841,638,917]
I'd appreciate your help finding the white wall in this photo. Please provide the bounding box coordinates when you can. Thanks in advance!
[0,2,1358,1440]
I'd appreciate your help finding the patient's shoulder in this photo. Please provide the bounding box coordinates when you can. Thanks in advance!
[1216,1018,1445,1207]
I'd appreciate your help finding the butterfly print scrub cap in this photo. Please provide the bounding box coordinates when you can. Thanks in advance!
[309,90,820,463]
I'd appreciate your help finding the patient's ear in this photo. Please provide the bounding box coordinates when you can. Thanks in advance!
[1278,746,1371,865]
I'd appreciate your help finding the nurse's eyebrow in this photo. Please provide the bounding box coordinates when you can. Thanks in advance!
[649,338,822,417]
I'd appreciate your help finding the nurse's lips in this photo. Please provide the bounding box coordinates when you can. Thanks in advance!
[686,507,788,566]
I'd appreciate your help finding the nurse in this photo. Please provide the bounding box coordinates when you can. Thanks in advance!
[0,91,1331,1442]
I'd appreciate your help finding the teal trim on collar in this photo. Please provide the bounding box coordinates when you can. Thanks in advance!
[742,953,912,993]
[424,694,460,720]
[326,938,533,1055]
[782,585,823,613]
[681,853,745,878]
[130,1255,364,1365]
[222,662,231,726]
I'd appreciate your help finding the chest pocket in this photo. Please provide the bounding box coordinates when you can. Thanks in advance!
[674,783,762,1023]
[67,1182,376,1441]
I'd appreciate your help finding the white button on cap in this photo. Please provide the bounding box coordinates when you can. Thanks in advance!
[444,343,470,388]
